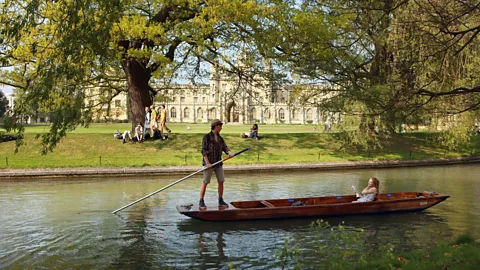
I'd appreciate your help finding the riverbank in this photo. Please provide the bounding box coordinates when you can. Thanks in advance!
[1,156,479,179]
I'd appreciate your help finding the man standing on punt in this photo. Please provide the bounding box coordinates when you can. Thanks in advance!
[199,119,234,209]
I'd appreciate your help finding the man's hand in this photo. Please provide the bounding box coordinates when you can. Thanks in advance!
[228,151,234,158]
[205,162,213,170]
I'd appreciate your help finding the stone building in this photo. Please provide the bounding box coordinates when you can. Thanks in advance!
[159,65,337,125]
[85,88,129,121]
[7,64,337,125]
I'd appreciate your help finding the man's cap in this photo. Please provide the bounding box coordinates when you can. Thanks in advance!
[211,119,223,126]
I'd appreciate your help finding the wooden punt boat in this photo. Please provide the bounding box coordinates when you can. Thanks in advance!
[176,191,449,222]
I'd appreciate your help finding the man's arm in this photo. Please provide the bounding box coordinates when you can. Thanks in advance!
[203,155,212,168]
[221,138,233,157]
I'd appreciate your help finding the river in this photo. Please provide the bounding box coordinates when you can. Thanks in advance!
[0,164,479,269]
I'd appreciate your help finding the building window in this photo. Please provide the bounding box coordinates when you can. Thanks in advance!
[202,97,206,103]
[279,108,285,120]
[180,97,185,103]
[170,108,177,118]
[115,100,121,108]
[184,107,190,118]
[264,108,270,119]
[194,97,198,103]
[197,108,203,119]
[250,108,256,119]
[208,108,216,119]
[306,109,313,120]
[89,100,94,106]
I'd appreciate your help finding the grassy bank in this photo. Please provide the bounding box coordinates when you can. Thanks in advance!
[1,123,479,169]
[277,220,480,269]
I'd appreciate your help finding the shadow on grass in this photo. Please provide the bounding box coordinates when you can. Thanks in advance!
[139,132,480,162]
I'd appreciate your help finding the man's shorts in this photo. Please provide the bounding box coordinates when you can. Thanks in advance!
[203,165,225,184]
[152,121,158,128]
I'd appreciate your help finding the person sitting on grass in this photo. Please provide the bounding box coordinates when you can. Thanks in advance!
[353,177,380,203]
[122,131,135,144]
[134,123,144,142]
[249,124,259,140]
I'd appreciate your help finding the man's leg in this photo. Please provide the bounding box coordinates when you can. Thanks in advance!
[215,166,228,206]
[159,121,164,133]
[199,168,213,208]
[143,120,147,138]
[218,181,224,198]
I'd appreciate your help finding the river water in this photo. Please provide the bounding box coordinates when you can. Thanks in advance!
[0,164,479,269]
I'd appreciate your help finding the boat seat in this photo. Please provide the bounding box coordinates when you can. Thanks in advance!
[260,200,275,208]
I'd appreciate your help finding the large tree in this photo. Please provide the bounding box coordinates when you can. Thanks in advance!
[285,0,480,148]
[0,90,8,117]
[0,0,296,153]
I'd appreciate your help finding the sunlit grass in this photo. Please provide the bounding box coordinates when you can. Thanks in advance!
[1,124,479,169]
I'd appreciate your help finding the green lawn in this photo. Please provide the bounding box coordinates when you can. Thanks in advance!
[19,122,324,134]
[1,123,479,169]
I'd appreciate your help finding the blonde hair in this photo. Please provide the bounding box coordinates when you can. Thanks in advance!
[370,177,380,194]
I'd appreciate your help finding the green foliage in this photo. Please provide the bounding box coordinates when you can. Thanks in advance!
[275,237,303,270]
[0,0,299,153]
[277,221,480,270]
[2,0,480,155]
[310,220,368,268]
[336,115,386,153]
[0,90,7,117]
[453,233,475,245]
[428,112,477,154]
[285,0,480,146]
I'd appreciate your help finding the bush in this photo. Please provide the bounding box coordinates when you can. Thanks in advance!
[273,220,480,270]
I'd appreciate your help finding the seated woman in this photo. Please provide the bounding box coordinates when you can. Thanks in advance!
[134,123,144,142]
[249,124,259,140]
[353,177,380,203]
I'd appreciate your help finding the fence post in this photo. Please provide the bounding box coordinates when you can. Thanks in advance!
[5,157,8,167]
[185,155,187,165]
[318,152,320,161]
[257,153,260,162]
[99,156,102,166]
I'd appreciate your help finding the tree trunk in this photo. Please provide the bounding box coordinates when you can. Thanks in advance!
[122,60,153,131]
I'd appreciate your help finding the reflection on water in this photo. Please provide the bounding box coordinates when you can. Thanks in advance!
[0,164,479,269]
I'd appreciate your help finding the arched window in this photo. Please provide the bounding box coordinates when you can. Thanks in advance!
[208,108,216,119]
[264,108,270,119]
[292,109,298,120]
[306,109,313,120]
[197,108,203,119]
[279,108,285,120]
[170,107,177,118]
[250,108,256,120]
[184,107,190,118]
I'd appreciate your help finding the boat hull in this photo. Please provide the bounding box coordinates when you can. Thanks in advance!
[176,192,449,222]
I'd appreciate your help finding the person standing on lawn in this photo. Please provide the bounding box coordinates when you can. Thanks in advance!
[199,119,234,209]
[159,104,172,134]
[150,104,158,136]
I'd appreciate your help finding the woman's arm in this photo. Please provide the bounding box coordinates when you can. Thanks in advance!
[362,187,377,195]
